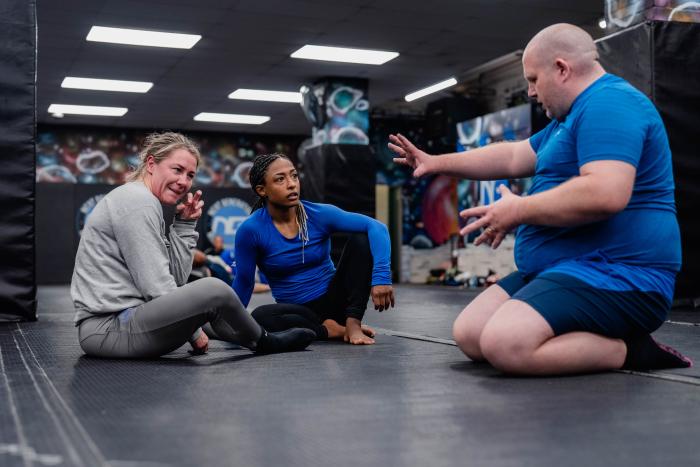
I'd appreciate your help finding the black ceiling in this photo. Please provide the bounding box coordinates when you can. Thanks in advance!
[37,0,604,135]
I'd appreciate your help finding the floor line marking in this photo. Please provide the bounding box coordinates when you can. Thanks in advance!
[376,327,700,386]
[0,340,33,467]
[14,325,110,467]
[665,320,699,327]
[374,328,457,346]
[614,369,700,386]
[11,328,86,467]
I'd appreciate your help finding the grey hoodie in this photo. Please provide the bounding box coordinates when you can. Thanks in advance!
[71,181,198,324]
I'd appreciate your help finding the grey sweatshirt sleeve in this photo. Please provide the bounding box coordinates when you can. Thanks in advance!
[111,205,180,300]
[168,217,199,286]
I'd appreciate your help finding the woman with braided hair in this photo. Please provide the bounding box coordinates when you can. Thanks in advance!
[231,153,394,345]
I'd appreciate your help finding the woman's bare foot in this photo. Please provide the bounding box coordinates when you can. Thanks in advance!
[344,318,375,345]
[322,319,346,339]
[322,319,376,340]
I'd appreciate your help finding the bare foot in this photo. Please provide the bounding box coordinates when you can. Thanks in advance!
[322,320,376,340]
[322,319,346,339]
[344,318,375,345]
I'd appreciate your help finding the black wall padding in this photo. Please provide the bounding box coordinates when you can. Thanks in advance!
[36,183,77,285]
[301,144,376,262]
[0,1,37,321]
[598,21,700,302]
[301,144,375,217]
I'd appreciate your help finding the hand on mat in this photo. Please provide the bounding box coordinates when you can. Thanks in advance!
[344,318,375,345]
[176,190,204,221]
[388,133,433,178]
[371,285,395,312]
[459,185,523,249]
[190,331,209,355]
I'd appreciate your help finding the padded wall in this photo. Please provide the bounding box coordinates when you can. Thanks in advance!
[0,0,37,320]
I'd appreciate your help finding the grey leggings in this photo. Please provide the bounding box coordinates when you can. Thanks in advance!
[78,278,262,358]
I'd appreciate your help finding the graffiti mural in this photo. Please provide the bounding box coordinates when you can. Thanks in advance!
[36,126,304,187]
[605,1,700,30]
[371,116,425,187]
[300,78,369,146]
[455,103,533,244]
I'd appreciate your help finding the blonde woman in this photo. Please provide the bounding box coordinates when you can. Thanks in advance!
[71,132,314,358]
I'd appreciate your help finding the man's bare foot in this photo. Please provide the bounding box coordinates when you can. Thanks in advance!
[344,318,375,345]
[361,325,376,338]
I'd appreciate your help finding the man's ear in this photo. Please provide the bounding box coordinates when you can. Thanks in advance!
[555,58,572,81]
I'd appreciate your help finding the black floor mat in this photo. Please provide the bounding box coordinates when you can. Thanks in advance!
[0,285,698,467]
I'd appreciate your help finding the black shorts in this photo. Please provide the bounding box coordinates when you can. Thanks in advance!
[497,271,670,338]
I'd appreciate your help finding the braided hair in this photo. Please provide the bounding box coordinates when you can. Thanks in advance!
[249,153,309,261]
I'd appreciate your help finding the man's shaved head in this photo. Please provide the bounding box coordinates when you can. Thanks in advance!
[521,23,605,120]
[523,23,599,74]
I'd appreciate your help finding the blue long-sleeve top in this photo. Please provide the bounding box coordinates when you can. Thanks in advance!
[233,201,391,307]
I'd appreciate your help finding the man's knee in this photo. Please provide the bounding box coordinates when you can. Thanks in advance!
[479,319,535,373]
[452,308,485,360]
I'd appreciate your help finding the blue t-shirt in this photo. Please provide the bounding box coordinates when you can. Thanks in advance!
[233,201,391,307]
[516,74,681,301]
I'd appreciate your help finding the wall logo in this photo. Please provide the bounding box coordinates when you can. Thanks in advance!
[206,197,252,250]
[76,194,105,236]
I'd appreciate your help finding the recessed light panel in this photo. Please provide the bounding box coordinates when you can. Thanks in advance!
[291,45,399,65]
[405,78,458,102]
[194,112,270,125]
[228,89,302,103]
[61,77,153,93]
[48,104,128,116]
[86,26,201,49]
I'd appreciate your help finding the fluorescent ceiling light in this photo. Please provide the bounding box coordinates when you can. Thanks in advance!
[48,104,128,117]
[228,88,302,103]
[61,77,153,93]
[405,77,458,102]
[86,26,201,49]
[194,112,270,125]
[291,45,399,65]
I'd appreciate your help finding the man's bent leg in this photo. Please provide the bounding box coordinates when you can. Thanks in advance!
[479,300,626,375]
[452,284,511,362]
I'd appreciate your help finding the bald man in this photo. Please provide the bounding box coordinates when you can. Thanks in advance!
[389,23,691,375]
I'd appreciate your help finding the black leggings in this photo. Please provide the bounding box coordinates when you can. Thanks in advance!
[251,233,373,339]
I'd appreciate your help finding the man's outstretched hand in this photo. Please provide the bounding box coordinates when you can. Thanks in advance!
[460,184,525,250]
[388,133,433,178]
